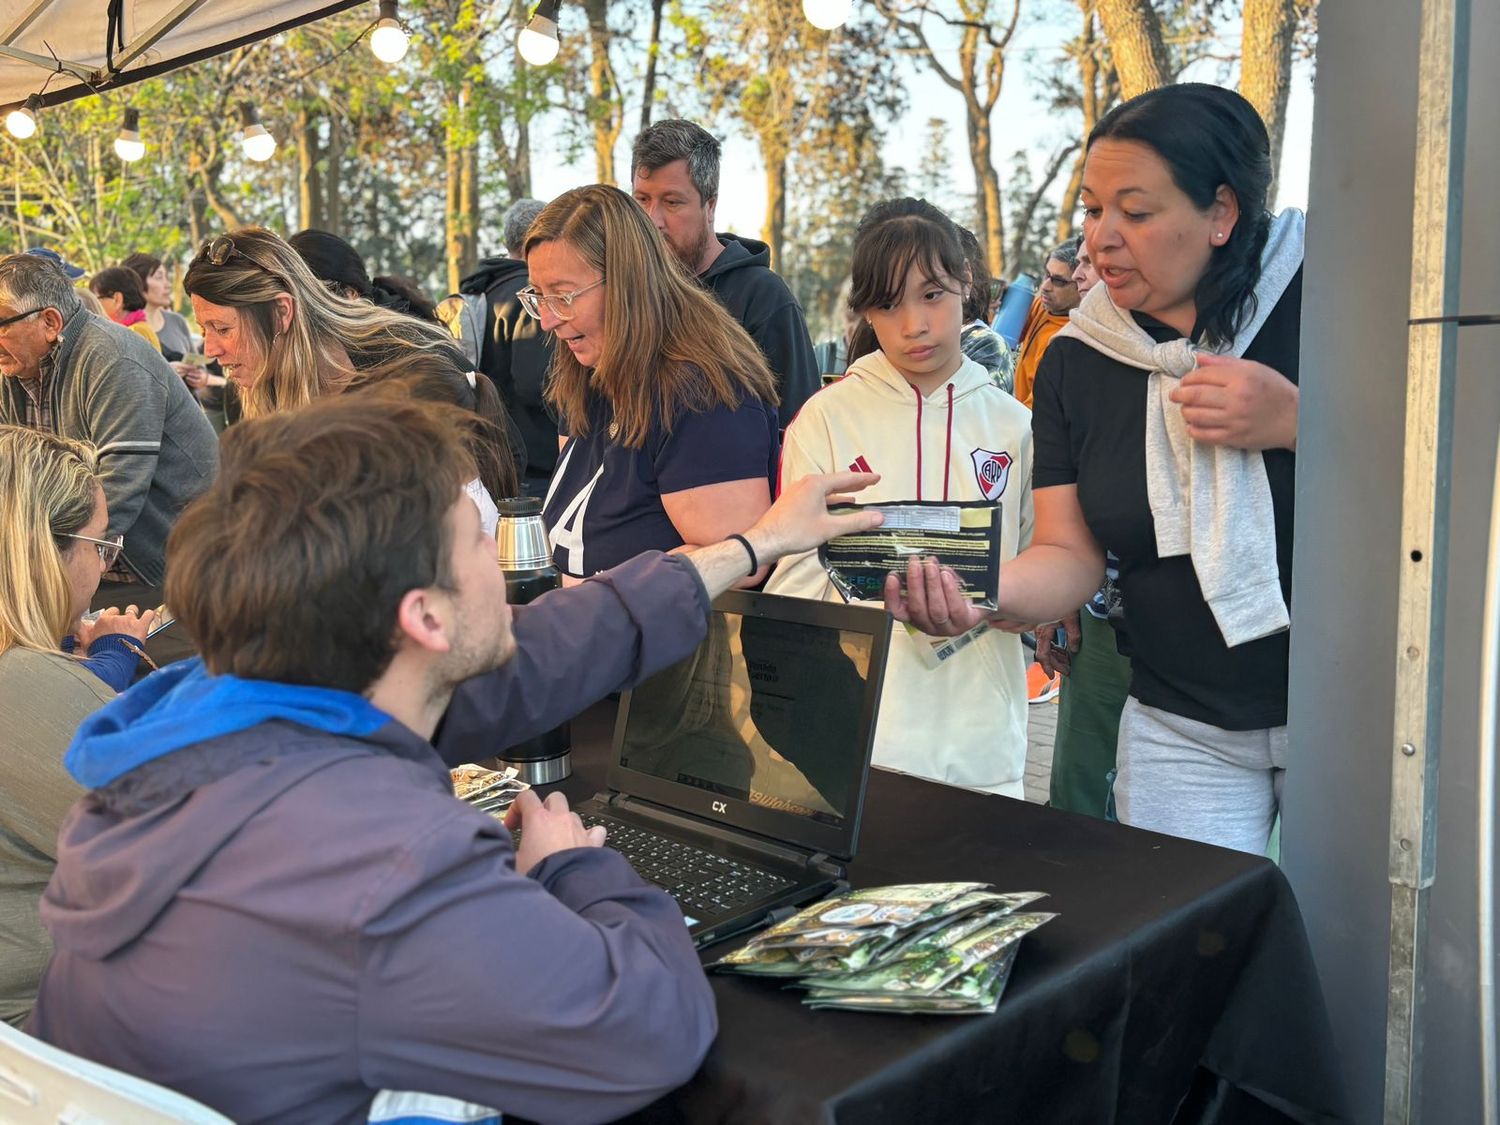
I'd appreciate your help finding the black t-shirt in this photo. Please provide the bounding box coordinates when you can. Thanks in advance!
[1031,270,1302,730]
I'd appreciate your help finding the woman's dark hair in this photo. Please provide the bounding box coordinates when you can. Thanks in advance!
[957,226,993,324]
[89,266,146,312]
[1088,82,1273,349]
[351,349,520,501]
[290,229,374,300]
[121,252,162,289]
[844,198,968,368]
[372,273,439,323]
[290,230,440,324]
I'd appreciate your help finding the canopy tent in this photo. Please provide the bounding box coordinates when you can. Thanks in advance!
[1,0,364,113]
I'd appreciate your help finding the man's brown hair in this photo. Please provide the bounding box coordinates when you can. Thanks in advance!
[167,384,476,693]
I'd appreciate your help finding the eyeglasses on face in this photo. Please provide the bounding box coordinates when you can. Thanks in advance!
[517,278,605,322]
[63,532,125,568]
[0,307,45,334]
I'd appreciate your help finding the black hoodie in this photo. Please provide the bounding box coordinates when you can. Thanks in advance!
[699,234,819,425]
[461,256,558,482]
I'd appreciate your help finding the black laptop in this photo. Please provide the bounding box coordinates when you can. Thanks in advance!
[576,588,892,948]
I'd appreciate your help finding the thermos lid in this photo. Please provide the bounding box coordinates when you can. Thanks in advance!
[496,497,544,517]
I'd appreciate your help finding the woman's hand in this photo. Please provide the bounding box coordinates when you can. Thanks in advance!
[75,604,158,648]
[1170,353,1298,452]
[884,556,990,637]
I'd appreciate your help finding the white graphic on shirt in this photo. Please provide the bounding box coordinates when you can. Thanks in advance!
[549,463,605,575]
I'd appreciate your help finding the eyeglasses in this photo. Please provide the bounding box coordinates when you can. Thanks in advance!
[64,532,124,568]
[194,236,287,289]
[517,278,604,322]
[0,307,44,333]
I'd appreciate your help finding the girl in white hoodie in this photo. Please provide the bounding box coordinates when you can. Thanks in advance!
[766,199,1034,796]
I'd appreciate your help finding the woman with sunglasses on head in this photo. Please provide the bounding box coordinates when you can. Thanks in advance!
[524,185,779,582]
[183,228,518,519]
[889,84,1304,856]
[0,426,156,1026]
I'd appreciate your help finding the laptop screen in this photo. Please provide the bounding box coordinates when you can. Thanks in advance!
[610,590,891,859]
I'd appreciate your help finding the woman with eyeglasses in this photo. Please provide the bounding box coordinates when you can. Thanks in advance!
[524,185,779,581]
[183,228,518,516]
[0,425,156,1027]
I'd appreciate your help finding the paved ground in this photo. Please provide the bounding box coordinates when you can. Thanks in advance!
[1023,696,1058,804]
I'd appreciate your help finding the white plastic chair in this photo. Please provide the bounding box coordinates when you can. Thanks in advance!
[0,1020,231,1124]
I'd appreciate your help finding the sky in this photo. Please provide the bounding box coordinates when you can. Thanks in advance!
[529,9,1317,269]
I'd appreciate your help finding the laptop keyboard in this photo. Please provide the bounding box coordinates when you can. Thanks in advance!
[511,814,795,919]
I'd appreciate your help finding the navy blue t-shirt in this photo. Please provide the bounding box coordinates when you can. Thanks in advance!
[542,392,779,578]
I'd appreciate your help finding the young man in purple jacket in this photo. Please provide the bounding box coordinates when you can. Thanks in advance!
[29,389,882,1125]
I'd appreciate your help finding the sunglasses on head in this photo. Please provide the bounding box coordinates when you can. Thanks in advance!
[195,236,287,289]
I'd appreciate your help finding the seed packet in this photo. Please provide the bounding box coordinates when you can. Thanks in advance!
[751,883,992,943]
[805,912,1053,996]
[819,502,1003,608]
[711,944,811,975]
[872,892,1047,963]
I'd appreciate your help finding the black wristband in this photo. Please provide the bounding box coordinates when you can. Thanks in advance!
[727,533,758,577]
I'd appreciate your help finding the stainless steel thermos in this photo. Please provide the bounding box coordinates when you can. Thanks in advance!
[493,497,572,783]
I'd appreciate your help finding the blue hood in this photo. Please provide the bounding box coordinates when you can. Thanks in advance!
[66,658,393,790]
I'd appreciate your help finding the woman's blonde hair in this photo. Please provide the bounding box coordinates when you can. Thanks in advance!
[183,227,458,420]
[524,185,778,448]
[0,426,100,656]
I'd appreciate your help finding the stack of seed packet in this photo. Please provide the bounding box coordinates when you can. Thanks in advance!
[712,882,1053,1015]
[450,763,530,816]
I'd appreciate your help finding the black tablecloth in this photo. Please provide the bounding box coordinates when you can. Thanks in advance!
[550,705,1348,1125]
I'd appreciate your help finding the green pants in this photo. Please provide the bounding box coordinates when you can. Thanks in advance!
[1049,610,1133,818]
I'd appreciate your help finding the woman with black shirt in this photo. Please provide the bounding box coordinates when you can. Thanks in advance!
[888,84,1303,855]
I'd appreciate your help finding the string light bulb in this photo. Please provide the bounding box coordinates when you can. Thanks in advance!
[114,107,145,162]
[238,102,277,162]
[517,0,561,66]
[370,0,410,63]
[5,94,42,140]
[802,0,852,29]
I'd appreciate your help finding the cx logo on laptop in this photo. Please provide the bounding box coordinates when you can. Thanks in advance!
[712,801,727,814]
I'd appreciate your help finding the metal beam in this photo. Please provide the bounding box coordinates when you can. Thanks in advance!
[0,42,98,83]
[1384,0,1471,1120]
[0,0,55,47]
[109,0,213,73]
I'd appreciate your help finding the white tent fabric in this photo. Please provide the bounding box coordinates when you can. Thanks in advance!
[1,0,363,112]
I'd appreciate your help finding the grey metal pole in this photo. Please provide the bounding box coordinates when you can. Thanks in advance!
[1479,425,1500,1125]
[1385,0,1470,1121]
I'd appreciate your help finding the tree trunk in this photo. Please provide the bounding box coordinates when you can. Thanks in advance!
[324,114,344,234]
[762,150,787,272]
[445,92,464,294]
[1094,0,1171,98]
[461,92,481,280]
[640,0,666,131]
[1240,0,1298,205]
[297,107,323,231]
[584,0,622,184]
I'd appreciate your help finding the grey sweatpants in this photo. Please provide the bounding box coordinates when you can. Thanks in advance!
[1113,697,1287,855]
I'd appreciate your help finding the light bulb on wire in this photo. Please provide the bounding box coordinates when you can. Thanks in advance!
[370,0,410,63]
[802,0,852,29]
[239,102,277,162]
[517,0,561,66]
[5,94,42,140]
[114,107,145,162]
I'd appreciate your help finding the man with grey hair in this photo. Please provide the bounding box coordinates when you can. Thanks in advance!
[631,119,818,423]
[461,197,557,495]
[1013,235,1084,410]
[0,253,217,586]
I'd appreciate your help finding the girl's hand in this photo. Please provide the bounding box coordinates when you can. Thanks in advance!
[1170,353,1298,452]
